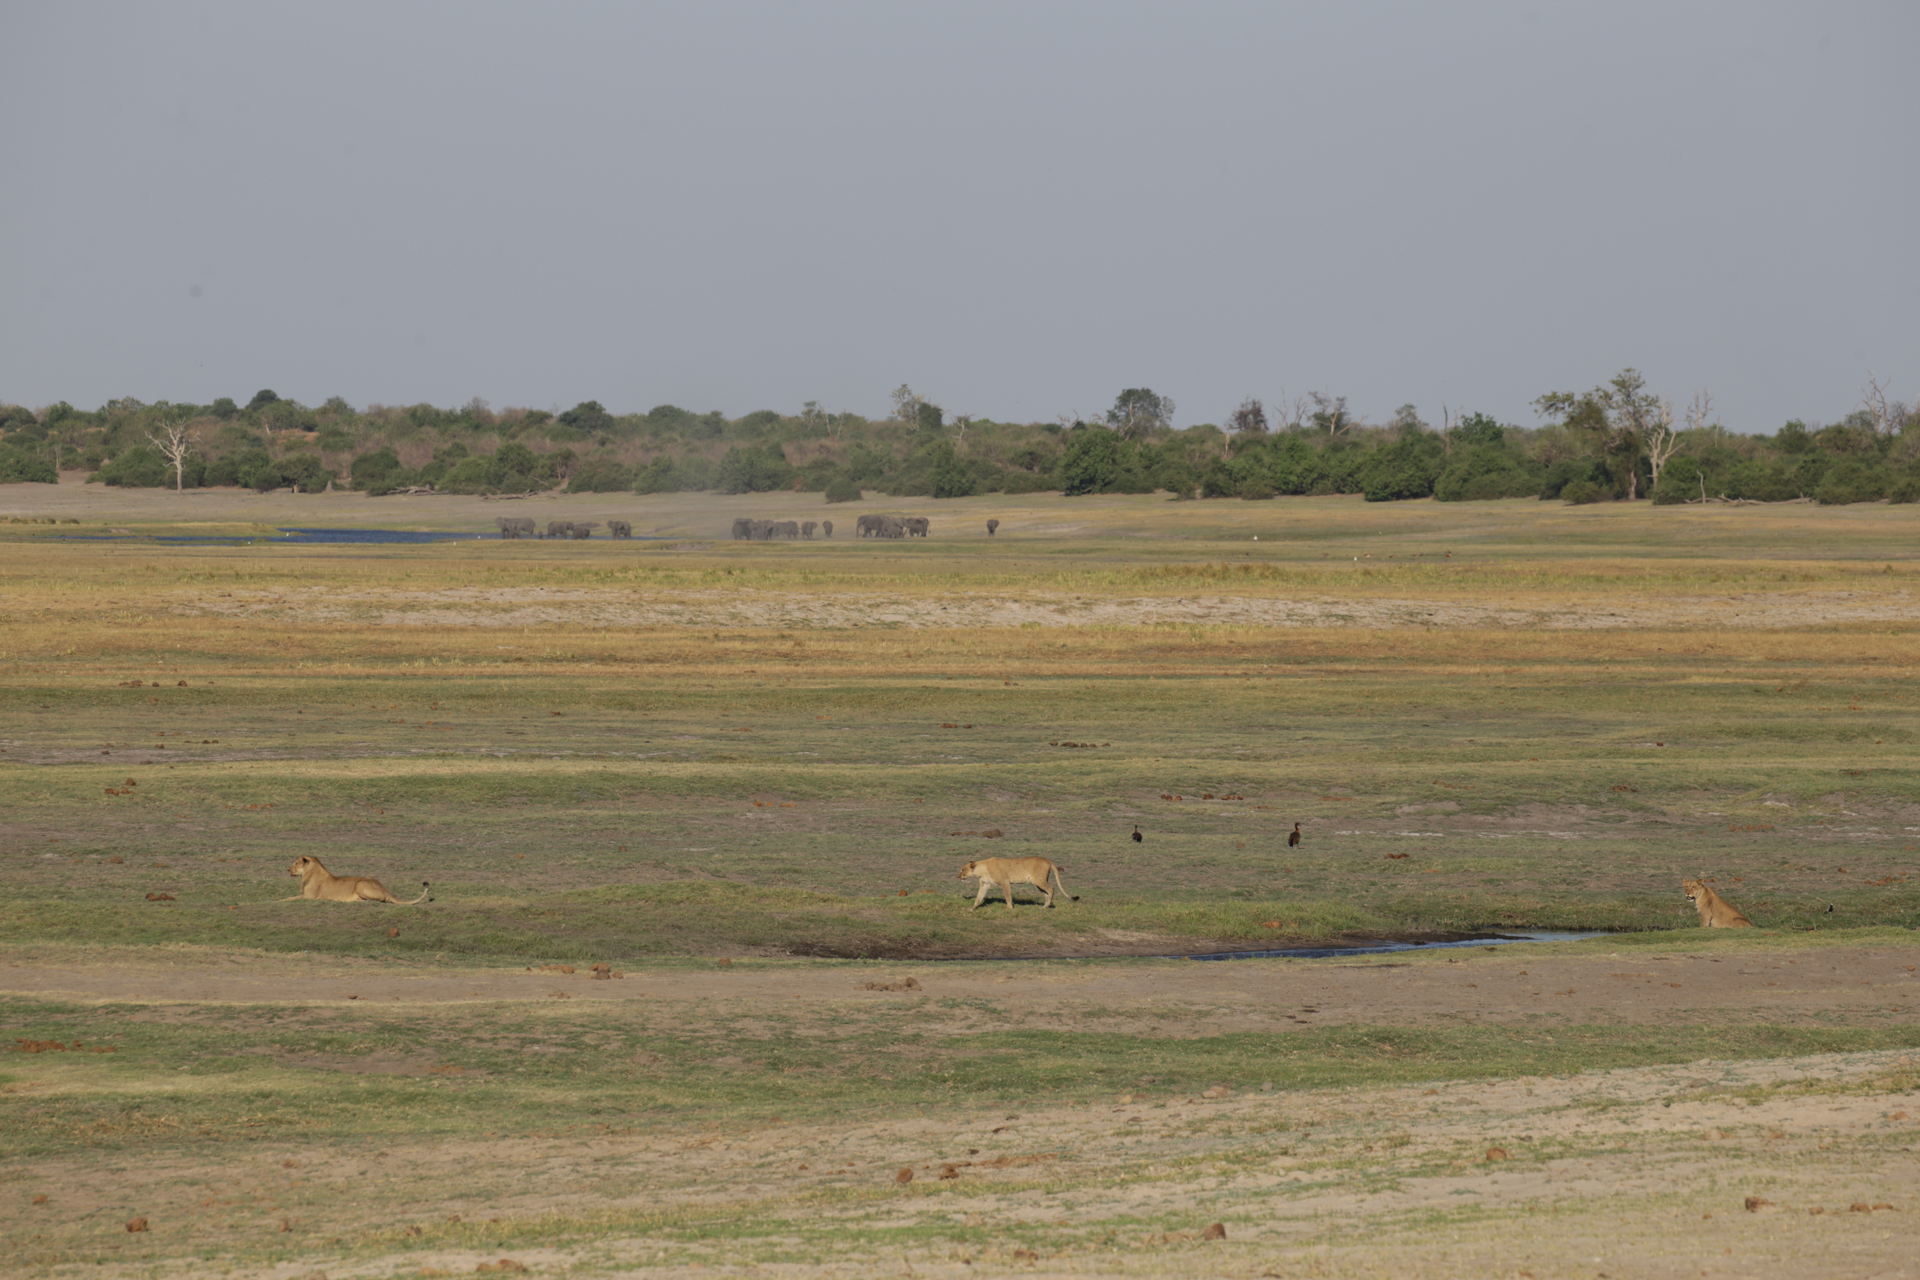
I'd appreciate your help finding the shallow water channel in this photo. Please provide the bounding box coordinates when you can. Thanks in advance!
[1183,930,1610,962]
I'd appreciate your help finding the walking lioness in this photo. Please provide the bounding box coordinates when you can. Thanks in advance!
[1682,877,1753,927]
[959,857,1077,910]
[285,856,431,904]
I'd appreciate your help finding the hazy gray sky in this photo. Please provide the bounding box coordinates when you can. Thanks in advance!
[4,2,1915,432]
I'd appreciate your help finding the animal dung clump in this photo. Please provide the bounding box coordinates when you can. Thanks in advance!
[475,1262,529,1275]
[862,977,922,992]
[1384,852,1410,860]
[387,927,400,938]
[1484,1147,1509,1161]
[590,962,618,980]
[146,892,175,901]
[894,1167,914,1184]
[1202,1222,1227,1240]
[718,957,732,968]
[125,1217,149,1233]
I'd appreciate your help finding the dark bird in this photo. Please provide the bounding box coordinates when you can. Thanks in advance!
[1131,825,1143,843]
[1287,823,1302,848]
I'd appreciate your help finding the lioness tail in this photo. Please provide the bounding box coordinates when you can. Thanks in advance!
[400,881,432,906]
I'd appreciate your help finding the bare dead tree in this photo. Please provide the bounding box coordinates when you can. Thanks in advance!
[1644,397,1682,489]
[1683,389,1716,434]
[1862,374,1894,437]
[1440,404,1461,454]
[1308,390,1360,436]
[890,384,925,426]
[1228,397,1269,437]
[145,418,196,492]
[951,414,972,450]
[1274,392,1310,432]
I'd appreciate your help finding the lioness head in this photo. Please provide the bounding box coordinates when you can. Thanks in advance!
[957,861,980,880]
[289,856,319,878]
[1682,877,1706,904]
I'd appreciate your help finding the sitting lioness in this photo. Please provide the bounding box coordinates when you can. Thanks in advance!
[959,857,1077,910]
[1682,877,1753,927]
[285,856,431,904]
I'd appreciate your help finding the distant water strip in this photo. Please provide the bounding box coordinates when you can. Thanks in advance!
[1183,930,1611,961]
[58,527,668,546]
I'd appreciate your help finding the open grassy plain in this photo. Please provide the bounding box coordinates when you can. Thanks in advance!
[2,484,1917,1277]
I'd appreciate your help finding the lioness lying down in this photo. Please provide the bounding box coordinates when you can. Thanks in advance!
[285,855,431,904]
[1683,877,1753,927]
[959,857,1077,910]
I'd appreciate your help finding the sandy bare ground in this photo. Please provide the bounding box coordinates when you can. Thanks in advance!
[155,581,1920,631]
[9,1050,1920,1280]
[5,944,1920,1278]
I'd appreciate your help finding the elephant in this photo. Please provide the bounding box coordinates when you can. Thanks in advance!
[494,516,535,539]
[801,521,816,539]
[731,517,752,540]
[856,514,882,537]
[609,520,632,539]
[986,518,999,536]
[821,519,833,537]
[546,520,574,540]
[572,522,599,539]
[748,519,775,540]
[904,517,929,537]
[781,520,801,539]
[878,515,906,538]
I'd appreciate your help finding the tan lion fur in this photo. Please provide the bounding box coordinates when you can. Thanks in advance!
[958,857,1077,910]
[285,855,430,905]
[1683,877,1753,927]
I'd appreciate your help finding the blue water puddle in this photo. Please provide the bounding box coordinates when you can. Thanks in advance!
[1184,931,1610,962]
[59,528,668,546]
[278,527,487,544]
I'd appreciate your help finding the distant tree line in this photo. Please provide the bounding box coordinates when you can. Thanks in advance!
[0,373,1914,506]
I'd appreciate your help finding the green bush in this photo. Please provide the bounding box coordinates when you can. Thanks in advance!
[1536,457,1610,501]
[1650,457,1705,505]
[0,444,57,483]
[1434,446,1542,501]
[1363,465,1434,502]
[349,447,402,491]
[252,453,333,493]
[566,457,634,493]
[93,446,176,488]
[927,440,976,499]
[1238,480,1276,500]
[999,470,1055,495]
[1816,460,1886,505]
[824,475,863,503]
[717,444,794,494]
[1560,479,1607,505]
[439,457,492,493]
[1058,428,1124,496]
[203,448,270,488]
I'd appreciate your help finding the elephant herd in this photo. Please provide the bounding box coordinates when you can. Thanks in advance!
[855,514,929,538]
[494,517,631,540]
[732,518,830,540]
